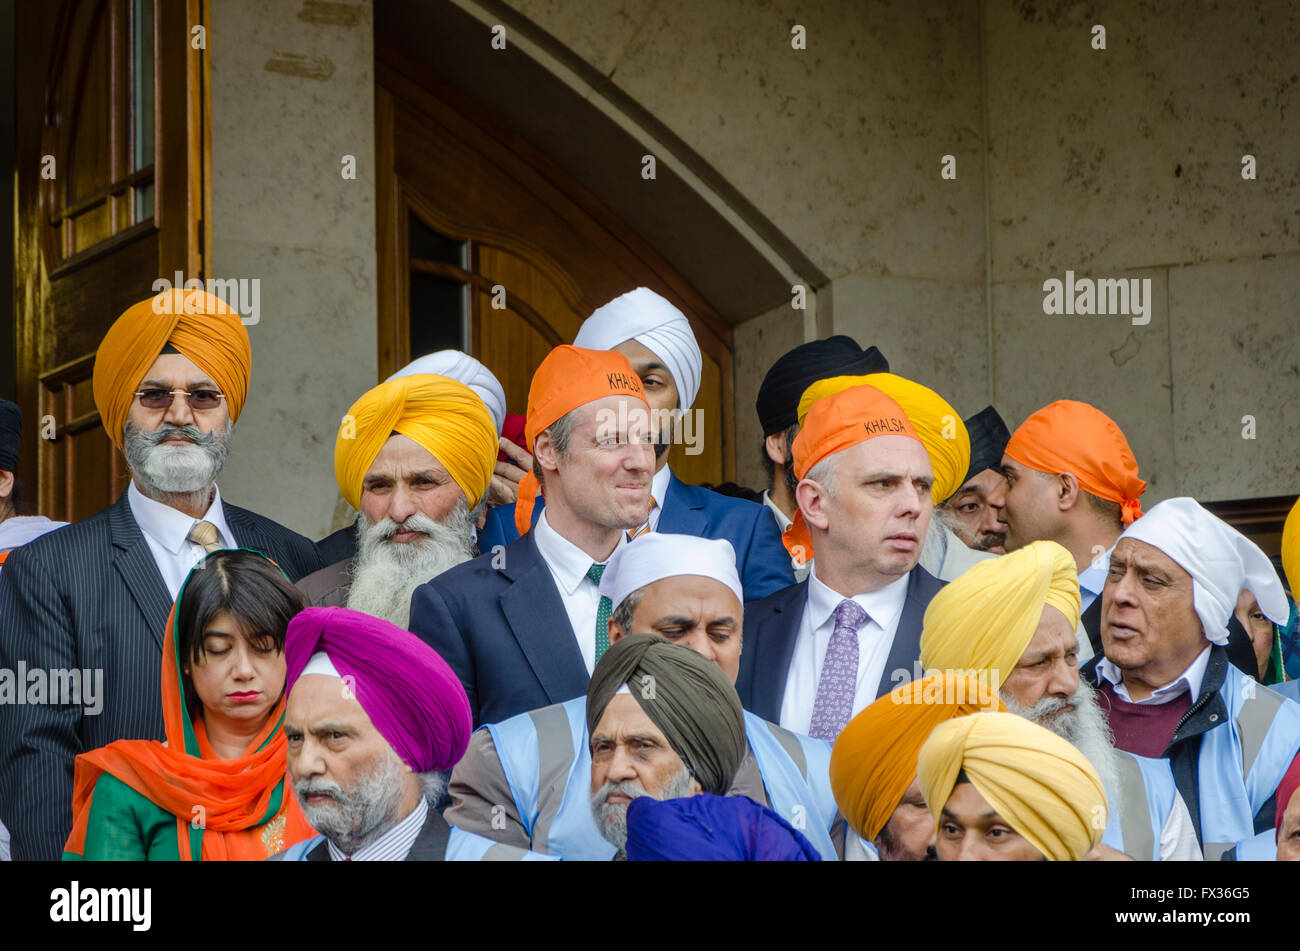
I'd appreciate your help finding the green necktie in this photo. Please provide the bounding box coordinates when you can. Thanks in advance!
[588,562,613,661]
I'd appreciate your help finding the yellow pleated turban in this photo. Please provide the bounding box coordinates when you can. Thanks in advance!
[798,373,970,502]
[93,289,251,450]
[334,374,498,511]
[916,711,1107,861]
[920,540,1080,690]
[1283,495,1300,597]
[830,673,1003,843]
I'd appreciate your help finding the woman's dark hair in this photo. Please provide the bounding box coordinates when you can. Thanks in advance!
[176,549,305,718]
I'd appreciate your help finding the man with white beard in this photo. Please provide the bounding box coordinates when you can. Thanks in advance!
[920,539,1202,860]
[0,289,322,860]
[298,373,499,628]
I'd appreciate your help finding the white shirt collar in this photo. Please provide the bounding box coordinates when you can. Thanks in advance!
[761,490,793,533]
[127,480,234,554]
[1097,645,1212,705]
[805,564,909,633]
[532,508,626,594]
[650,464,672,512]
[328,796,428,862]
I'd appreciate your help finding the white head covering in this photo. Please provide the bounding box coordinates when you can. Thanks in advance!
[573,288,702,411]
[598,534,743,614]
[386,350,507,434]
[301,651,341,679]
[1119,497,1288,646]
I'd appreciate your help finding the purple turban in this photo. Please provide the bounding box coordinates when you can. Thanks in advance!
[624,794,821,861]
[284,607,471,772]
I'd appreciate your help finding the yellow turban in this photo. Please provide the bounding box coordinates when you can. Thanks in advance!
[920,540,1080,690]
[916,711,1107,861]
[830,673,1003,842]
[92,289,251,451]
[798,373,970,502]
[1283,496,1300,597]
[334,374,498,511]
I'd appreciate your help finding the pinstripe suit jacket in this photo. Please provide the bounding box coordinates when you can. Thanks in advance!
[0,491,322,861]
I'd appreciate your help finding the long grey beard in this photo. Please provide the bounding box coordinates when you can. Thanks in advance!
[346,499,476,629]
[589,763,695,851]
[123,420,230,496]
[295,745,408,855]
[1002,678,1123,816]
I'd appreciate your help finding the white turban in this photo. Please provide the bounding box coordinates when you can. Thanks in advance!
[386,350,507,435]
[1120,497,1288,646]
[598,534,743,614]
[301,651,341,679]
[573,288,702,411]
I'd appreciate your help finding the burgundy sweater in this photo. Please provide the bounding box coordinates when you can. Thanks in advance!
[1097,680,1193,758]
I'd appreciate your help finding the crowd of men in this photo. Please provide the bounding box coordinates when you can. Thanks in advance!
[0,283,1298,862]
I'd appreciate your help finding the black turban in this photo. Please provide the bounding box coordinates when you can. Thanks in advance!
[586,633,746,795]
[755,336,889,435]
[963,405,1010,484]
[0,400,20,474]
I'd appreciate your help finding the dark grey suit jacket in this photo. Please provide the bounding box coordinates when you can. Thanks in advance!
[0,491,322,860]
[735,567,945,723]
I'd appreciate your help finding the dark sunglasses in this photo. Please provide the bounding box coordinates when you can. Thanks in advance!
[132,388,227,410]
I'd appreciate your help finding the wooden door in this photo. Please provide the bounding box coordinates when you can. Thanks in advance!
[375,47,735,484]
[13,0,206,521]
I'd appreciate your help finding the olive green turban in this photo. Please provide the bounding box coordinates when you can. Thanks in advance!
[586,633,746,795]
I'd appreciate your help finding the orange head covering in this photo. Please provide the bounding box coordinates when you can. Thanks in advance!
[334,374,498,511]
[1282,495,1300,597]
[514,345,649,535]
[92,289,252,450]
[783,384,922,566]
[830,673,1004,843]
[64,552,315,861]
[1004,400,1146,525]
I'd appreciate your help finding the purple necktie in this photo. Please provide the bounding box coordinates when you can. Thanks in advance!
[808,599,869,740]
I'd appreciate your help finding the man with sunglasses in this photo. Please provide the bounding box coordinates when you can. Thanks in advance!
[0,288,321,860]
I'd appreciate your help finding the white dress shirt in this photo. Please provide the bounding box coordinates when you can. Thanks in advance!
[1097,646,1212,705]
[643,464,672,534]
[127,481,237,600]
[779,566,910,734]
[532,509,627,675]
[327,796,428,862]
[761,489,808,582]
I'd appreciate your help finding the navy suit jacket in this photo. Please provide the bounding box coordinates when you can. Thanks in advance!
[408,531,591,729]
[478,471,795,602]
[735,567,946,723]
[0,492,322,860]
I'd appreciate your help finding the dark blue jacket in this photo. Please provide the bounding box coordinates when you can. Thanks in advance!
[735,567,945,722]
[478,471,795,602]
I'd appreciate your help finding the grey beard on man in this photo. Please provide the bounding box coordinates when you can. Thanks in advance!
[123,420,231,503]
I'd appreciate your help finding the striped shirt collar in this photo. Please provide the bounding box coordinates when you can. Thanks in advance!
[327,796,428,862]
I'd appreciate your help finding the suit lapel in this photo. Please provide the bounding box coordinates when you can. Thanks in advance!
[656,472,707,537]
[1081,596,1103,656]
[873,569,930,699]
[225,505,276,559]
[405,809,451,861]
[753,582,807,720]
[108,493,174,651]
[498,535,590,705]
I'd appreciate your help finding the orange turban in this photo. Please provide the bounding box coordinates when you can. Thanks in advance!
[514,346,649,535]
[1283,496,1300,597]
[1004,400,1145,525]
[783,384,922,566]
[334,374,499,511]
[92,289,251,450]
[830,673,1003,843]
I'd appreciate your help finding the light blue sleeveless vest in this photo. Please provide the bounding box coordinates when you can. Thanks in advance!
[446,698,839,860]
[1100,752,1178,860]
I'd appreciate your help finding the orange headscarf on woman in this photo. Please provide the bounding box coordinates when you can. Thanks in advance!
[92,289,252,451]
[64,552,314,861]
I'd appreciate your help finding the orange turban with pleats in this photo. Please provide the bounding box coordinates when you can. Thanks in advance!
[830,673,1003,843]
[334,374,498,511]
[1282,496,1300,597]
[782,384,922,566]
[514,346,649,535]
[1004,400,1146,525]
[92,289,251,450]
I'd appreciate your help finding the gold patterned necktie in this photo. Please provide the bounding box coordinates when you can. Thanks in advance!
[187,520,222,554]
[627,496,656,542]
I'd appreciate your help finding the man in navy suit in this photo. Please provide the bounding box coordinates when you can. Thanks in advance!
[736,383,946,740]
[478,288,794,602]
[408,345,656,727]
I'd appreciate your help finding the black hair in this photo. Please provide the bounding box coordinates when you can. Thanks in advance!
[176,549,304,718]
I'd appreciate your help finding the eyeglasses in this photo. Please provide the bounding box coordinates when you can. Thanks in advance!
[132,388,227,410]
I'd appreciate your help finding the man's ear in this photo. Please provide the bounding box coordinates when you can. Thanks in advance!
[0,470,13,500]
[795,477,831,531]
[608,617,626,644]
[532,429,560,475]
[1056,472,1081,512]
[764,432,788,467]
[687,775,703,797]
